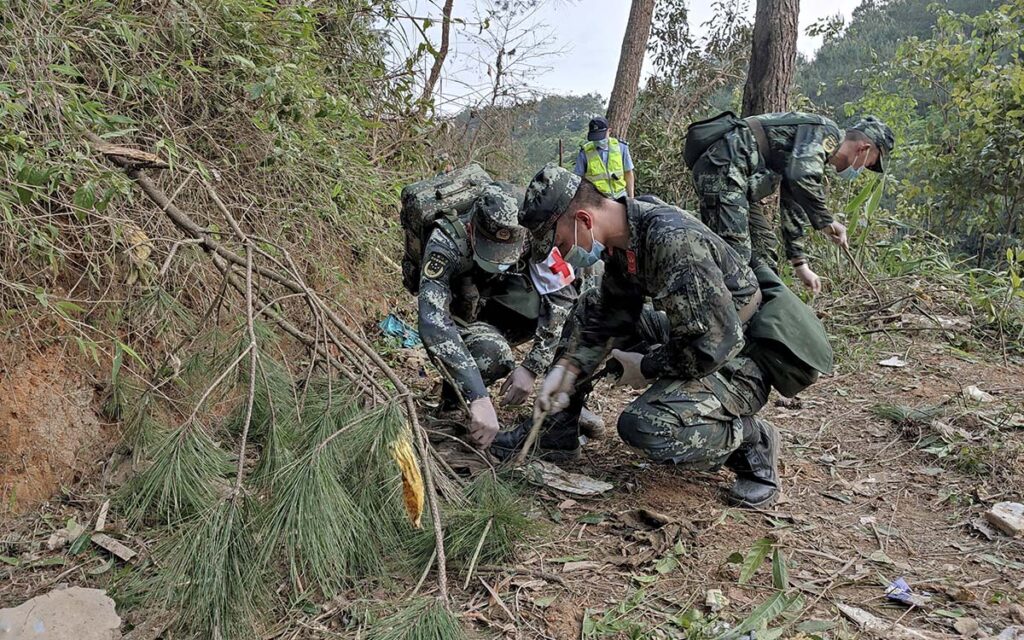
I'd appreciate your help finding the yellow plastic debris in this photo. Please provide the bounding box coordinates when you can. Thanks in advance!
[391,436,424,528]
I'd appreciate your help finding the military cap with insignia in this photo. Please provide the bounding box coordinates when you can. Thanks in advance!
[521,163,581,262]
[470,184,527,272]
[850,116,895,172]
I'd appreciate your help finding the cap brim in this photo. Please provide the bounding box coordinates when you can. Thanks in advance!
[868,152,886,173]
[587,128,608,141]
[472,232,524,267]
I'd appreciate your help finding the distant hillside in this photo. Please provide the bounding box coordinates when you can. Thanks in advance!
[797,0,995,118]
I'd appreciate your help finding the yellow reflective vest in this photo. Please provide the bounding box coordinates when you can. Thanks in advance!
[582,138,627,198]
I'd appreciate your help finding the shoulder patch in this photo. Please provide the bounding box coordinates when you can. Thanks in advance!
[822,135,838,155]
[423,252,452,280]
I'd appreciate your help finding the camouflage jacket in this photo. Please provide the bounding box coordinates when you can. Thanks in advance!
[417,224,575,402]
[564,199,760,380]
[747,112,843,260]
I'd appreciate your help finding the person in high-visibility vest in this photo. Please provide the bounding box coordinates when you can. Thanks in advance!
[573,116,635,199]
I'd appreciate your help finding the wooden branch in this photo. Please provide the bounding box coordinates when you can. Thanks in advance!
[418,0,454,113]
[87,132,451,603]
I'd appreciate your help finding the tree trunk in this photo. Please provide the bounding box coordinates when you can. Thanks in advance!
[418,0,455,114]
[605,0,656,139]
[741,0,800,116]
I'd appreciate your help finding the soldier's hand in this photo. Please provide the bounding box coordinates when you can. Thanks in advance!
[794,263,822,295]
[499,365,536,406]
[468,397,500,449]
[535,365,577,419]
[610,349,651,389]
[822,221,848,249]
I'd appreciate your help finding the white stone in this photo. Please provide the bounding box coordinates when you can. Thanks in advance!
[0,587,120,639]
[985,502,1024,537]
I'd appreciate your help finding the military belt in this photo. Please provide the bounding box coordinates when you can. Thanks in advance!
[743,117,772,169]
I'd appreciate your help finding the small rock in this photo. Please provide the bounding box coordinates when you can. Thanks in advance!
[953,617,979,637]
[985,502,1024,537]
[1011,604,1024,625]
[0,587,120,639]
[997,627,1024,640]
[705,588,729,612]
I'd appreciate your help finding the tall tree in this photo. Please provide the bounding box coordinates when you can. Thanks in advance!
[741,0,800,116]
[605,0,656,139]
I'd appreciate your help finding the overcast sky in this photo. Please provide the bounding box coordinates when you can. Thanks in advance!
[399,0,863,111]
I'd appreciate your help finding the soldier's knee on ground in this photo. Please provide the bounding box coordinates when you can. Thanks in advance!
[616,398,739,470]
[462,322,514,384]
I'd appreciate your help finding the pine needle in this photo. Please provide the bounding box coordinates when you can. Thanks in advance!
[118,421,232,525]
[412,474,528,571]
[159,496,269,640]
[872,403,944,424]
[120,391,167,463]
[260,410,381,596]
[369,598,467,640]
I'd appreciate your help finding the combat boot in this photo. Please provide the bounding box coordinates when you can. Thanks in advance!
[579,407,606,440]
[725,416,780,508]
[489,409,581,463]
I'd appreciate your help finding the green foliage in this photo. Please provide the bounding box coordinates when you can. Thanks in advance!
[118,422,233,525]
[854,0,1024,258]
[413,473,529,569]
[797,0,996,119]
[158,497,268,639]
[368,597,468,640]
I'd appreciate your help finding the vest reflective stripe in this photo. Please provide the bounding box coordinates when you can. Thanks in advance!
[582,138,627,198]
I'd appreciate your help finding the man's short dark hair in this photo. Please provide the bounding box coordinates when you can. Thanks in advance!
[563,178,606,218]
[844,129,872,144]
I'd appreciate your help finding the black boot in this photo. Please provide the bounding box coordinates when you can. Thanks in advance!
[489,408,581,463]
[725,417,780,508]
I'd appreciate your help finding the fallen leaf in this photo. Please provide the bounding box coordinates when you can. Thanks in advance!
[879,356,908,368]
[391,436,424,528]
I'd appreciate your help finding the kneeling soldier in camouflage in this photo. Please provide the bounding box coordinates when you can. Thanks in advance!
[418,183,586,449]
[510,166,833,507]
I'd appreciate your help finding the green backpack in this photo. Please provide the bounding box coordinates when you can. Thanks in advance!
[399,163,493,294]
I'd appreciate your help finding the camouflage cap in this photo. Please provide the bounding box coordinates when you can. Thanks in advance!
[470,184,527,268]
[522,163,581,262]
[850,116,895,173]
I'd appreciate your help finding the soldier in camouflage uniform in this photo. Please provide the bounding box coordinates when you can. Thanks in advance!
[507,165,790,507]
[690,113,894,293]
[418,183,577,448]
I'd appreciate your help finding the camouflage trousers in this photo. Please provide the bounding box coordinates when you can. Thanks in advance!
[616,355,771,468]
[559,289,771,469]
[438,320,524,407]
[692,133,781,271]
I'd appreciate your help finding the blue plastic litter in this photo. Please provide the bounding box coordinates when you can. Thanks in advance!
[379,313,421,348]
[886,577,914,604]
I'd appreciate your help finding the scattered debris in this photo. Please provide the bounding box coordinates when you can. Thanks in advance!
[996,627,1024,640]
[121,612,174,640]
[879,356,908,368]
[1010,604,1024,625]
[91,533,137,562]
[523,460,613,496]
[46,519,86,551]
[705,589,729,612]
[985,502,1024,537]
[886,576,931,607]
[95,500,111,532]
[837,603,954,640]
[961,385,994,403]
[0,587,121,639]
[562,561,604,573]
[379,313,422,348]
[952,617,980,638]
[619,508,673,530]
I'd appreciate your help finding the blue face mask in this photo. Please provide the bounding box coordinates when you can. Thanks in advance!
[838,150,866,181]
[563,218,604,269]
[594,137,609,150]
[474,257,512,273]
